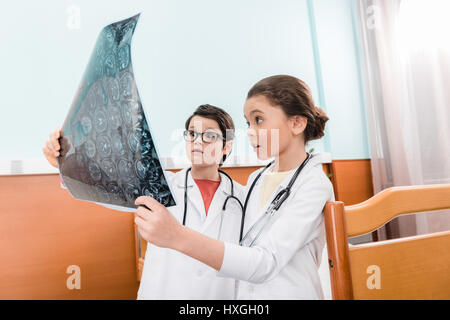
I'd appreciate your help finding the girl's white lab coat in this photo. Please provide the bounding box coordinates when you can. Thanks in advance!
[137,169,245,299]
[217,154,334,299]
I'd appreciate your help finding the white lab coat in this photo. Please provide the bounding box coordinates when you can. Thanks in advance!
[217,154,335,299]
[137,168,245,299]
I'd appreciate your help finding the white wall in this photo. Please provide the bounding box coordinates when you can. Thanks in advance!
[0,0,368,164]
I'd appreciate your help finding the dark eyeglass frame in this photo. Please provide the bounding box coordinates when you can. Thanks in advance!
[183,130,225,143]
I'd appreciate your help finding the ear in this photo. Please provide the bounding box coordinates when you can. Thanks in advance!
[223,139,233,156]
[290,115,307,136]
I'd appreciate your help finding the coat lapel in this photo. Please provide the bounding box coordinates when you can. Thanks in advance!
[242,166,299,238]
[175,169,207,223]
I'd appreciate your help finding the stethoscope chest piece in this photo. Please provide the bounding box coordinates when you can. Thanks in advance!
[239,153,312,246]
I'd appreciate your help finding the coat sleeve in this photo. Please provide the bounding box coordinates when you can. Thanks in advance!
[217,170,333,284]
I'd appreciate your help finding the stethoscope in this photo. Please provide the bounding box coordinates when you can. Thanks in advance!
[182,168,244,239]
[182,152,312,246]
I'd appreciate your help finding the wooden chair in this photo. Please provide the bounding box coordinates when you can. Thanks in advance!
[324,184,450,299]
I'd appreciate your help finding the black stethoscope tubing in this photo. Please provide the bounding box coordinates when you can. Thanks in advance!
[182,153,311,243]
[182,168,244,226]
[238,153,311,242]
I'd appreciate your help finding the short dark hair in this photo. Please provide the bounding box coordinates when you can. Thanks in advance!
[185,104,235,166]
[247,75,329,143]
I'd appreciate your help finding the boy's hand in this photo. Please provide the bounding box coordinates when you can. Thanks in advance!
[42,127,62,168]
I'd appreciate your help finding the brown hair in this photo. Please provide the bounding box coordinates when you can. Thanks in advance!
[247,75,328,143]
[185,104,235,166]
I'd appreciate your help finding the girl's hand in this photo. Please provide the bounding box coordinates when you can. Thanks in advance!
[42,127,62,168]
[134,196,184,249]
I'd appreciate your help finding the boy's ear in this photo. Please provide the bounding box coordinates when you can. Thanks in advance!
[223,140,233,155]
[290,115,307,136]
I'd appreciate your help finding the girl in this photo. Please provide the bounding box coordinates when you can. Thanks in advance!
[133,75,334,299]
[42,104,246,299]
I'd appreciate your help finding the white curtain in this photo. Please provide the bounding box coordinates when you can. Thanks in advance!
[356,0,450,239]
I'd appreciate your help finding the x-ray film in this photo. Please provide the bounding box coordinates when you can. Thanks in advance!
[57,14,176,209]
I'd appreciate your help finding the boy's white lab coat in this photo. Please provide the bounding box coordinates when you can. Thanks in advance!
[137,169,245,299]
[217,154,334,299]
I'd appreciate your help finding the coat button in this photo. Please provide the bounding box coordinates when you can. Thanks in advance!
[197,270,203,277]
[248,285,254,293]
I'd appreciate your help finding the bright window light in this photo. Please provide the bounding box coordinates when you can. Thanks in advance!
[399,0,450,50]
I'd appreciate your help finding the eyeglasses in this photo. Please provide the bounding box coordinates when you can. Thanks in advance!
[183,130,224,143]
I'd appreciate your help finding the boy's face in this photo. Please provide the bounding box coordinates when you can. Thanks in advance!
[185,116,231,167]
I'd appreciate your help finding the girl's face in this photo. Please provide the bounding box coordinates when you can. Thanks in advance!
[185,115,232,167]
[244,95,306,160]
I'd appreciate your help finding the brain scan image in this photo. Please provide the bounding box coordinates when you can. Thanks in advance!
[135,159,149,180]
[80,116,92,135]
[107,103,122,129]
[57,14,176,209]
[104,53,116,76]
[93,108,108,133]
[118,44,130,70]
[86,82,104,114]
[121,99,134,125]
[97,135,112,158]
[106,181,126,204]
[127,131,140,153]
[104,77,120,102]
[124,183,140,203]
[118,158,134,182]
[100,158,117,180]
[119,71,135,98]
[111,132,125,156]
[88,161,102,182]
[84,140,96,159]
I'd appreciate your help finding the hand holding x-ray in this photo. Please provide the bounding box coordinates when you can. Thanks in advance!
[56,14,176,209]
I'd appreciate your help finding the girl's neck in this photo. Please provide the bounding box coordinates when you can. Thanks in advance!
[190,165,221,181]
[272,141,307,172]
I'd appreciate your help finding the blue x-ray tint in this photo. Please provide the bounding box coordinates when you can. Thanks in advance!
[57,14,176,209]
